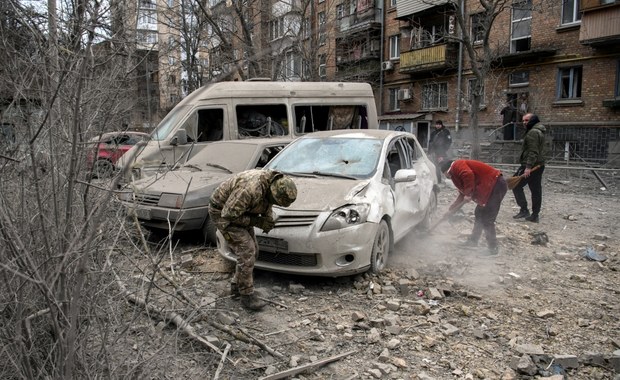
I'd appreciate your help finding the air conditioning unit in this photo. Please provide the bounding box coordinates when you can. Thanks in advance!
[381,61,394,71]
[398,88,412,101]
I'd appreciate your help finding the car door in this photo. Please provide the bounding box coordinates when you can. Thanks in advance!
[387,137,419,241]
[407,136,435,223]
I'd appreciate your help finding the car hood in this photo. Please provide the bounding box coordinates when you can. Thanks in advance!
[287,177,370,210]
[132,169,231,194]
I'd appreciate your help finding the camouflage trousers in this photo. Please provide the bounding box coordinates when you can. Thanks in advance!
[209,208,258,296]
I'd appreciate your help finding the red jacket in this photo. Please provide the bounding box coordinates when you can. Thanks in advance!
[447,159,502,208]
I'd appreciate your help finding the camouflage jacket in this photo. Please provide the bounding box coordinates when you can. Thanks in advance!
[210,169,278,228]
[519,123,546,168]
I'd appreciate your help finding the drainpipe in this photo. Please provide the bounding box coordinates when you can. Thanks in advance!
[379,0,385,116]
[454,0,464,132]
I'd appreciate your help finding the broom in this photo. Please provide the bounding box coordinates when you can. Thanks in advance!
[428,197,469,232]
[506,165,541,190]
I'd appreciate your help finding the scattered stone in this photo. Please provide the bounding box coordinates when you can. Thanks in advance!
[411,300,431,315]
[577,318,590,327]
[500,367,518,379]
[385,300,400,311]
[178,254,194,269]
[440,323,460,336]
[390,357,407,368]
[427,287,444,300]
[288,283,305,294]
[536,309,555,318]
[351,311,366,321]
[580,352,606,366]
[367,328,381,343]
[386,338,400,349]
[593,233,609,241]
[515,355,537,375]
[378,348,390,362]
[515,344,545,355]
[367,368,382,378]
[553,354,579,369]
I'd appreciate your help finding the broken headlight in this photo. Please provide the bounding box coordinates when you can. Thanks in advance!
[321,203,370,232]
[158,193,184,208]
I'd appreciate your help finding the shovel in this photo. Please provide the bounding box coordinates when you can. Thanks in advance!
[507,165,541,190]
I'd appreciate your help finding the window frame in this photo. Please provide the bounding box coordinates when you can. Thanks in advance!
[509,70,530,87]
[615,60,620,97]
[470,12,486,44]
[467,77,486,107]
[389,35,400,60]
[319,54,327,78]
[421,82,448,110]
[556,66,583,100]
[561,0,582,25]
[388,88,400,111]
[510,0,532,53]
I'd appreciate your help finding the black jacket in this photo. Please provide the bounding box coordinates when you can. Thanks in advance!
[429,127,452,157]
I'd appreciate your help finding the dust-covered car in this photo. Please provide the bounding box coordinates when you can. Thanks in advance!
[87,131,149,178]
[216,129,439,277]
[118,138,290,244]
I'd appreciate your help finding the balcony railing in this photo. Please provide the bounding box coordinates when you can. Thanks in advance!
[579,5,620,46]
[399,43,457,73]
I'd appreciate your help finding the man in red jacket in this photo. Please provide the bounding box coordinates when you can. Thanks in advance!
[440,159,508,256]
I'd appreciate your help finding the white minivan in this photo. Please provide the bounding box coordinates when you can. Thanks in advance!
[119,80,379,183]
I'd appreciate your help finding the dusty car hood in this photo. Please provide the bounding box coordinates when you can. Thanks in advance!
[288,177,370,210]
[132,169,230,194]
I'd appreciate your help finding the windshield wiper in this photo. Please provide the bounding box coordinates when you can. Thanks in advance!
[204,163,232,173]
[311,171,357,180]
[182,164,202,171]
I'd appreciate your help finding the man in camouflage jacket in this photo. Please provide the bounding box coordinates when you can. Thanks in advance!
[208,169,297,311]
[428,120,452,183]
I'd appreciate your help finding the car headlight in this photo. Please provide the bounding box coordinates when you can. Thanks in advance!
[159,193,184,208]
[321,203,370,232]
[118,191,134,202]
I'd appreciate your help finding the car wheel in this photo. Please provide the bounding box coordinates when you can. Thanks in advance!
[201,216,217,246]
[93,159,114,178]
[419,190,438,230]
[369,220,390,274]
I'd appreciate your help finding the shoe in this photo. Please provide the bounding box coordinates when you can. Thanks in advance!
[487,246,499,256]
[513,209,530,219]
[525,214,539,223]
[230,283,240,298]
[240,293,267,311]
[459,239,478,248]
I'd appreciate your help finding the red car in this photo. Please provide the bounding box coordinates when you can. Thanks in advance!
[87,131,149,178]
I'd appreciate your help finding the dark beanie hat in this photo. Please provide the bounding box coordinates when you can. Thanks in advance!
[439,159,454,173]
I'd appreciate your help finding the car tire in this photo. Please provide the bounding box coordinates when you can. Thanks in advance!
[419,190,438,230]
[201,216,217,246]
[369,220,390,274]
[93,159,114,178]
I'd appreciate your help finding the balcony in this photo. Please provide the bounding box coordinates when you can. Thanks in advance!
[338,7,381,35]
[579,5,620,46]
[399,43,457,74]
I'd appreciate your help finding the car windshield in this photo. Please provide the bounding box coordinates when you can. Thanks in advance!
[266,137,382,179]
[152,105,191,141]
[184,142,257,173]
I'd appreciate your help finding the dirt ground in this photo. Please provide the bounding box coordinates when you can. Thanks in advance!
[113,168,620,380]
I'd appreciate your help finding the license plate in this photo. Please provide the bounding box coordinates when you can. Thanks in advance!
[133,208,151,220]
[257,236,288,253]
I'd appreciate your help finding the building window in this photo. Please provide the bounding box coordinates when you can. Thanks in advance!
[137,31,158,44]
[167,0,174,7]
[319,54,326,78]
[471,12,486,44]
[285,51,300,79]
[561,0,581,25]
[336,4,345,19]
[511,0,531,53]
[139,0,156,9]
[509,70,529,87]
[615,60,620,97]
[169,75,176,85]
[302,18,310,39]
[318,12,326,45]
[389,35,400,60]
[388,88,399,111]
[421,82,448,110]
[557,66,582,99]
[390,0,397,7]
[467,78,485,107]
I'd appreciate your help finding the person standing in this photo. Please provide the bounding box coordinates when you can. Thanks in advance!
[208,169,297,311]
[512,113,546,223]
[440,159,508,256]
[428,120,452,183]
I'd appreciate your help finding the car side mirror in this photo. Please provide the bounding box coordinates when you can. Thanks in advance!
[394,168,417,183]
[170,129,188,146]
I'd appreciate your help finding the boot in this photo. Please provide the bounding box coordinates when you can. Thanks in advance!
[240,293,267,311]
[230,283,240,298]
[513,209,530,219]
[525,214,539,223]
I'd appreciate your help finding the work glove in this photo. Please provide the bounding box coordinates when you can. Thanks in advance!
[250,216,275,233]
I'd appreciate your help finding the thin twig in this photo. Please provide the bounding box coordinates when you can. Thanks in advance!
[213,343,232,380]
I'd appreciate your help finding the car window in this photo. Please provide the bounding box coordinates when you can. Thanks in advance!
[266,137,382,178]
[256,145,285,168]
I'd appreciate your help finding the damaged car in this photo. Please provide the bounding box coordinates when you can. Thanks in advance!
[216,129,439,276]
[118,138,290,244]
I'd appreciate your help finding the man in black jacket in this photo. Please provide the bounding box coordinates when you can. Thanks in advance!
[428,120,452,183]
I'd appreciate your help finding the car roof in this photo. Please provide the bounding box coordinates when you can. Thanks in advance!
[296,129,415,140]
[89,131,149,142]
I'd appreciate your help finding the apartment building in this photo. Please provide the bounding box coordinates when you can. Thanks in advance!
[381,0,620,164]
[123,0,619,165]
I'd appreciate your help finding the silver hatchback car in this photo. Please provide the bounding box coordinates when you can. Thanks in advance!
[216,129,439,277]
